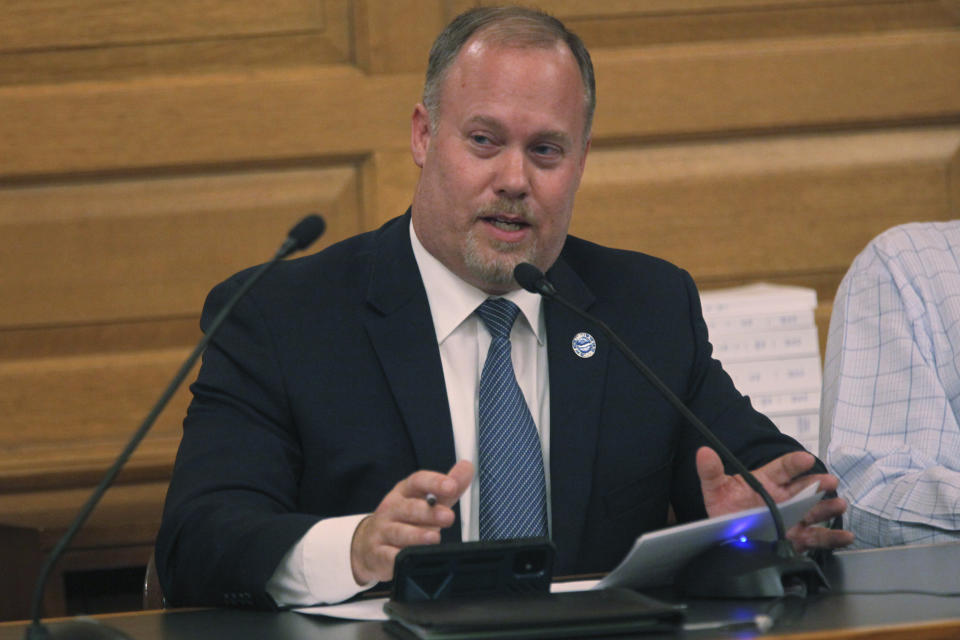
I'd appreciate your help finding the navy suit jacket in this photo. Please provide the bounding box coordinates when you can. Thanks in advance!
[156,212,809,608]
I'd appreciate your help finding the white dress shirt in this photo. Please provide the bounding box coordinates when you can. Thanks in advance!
[822,221,960,548]
[266,220,551,605]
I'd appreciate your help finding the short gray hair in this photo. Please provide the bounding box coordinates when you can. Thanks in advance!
[422,6,595,139]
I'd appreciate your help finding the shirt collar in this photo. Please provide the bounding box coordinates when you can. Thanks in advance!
[409,219,544,345]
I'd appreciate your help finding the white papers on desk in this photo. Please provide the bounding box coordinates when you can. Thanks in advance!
[294,579,601,622]
[596,482,822,590]
[297,598,390,621]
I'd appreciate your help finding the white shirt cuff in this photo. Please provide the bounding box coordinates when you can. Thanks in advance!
[265,513,376,606]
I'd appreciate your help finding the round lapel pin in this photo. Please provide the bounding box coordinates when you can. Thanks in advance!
[572,332,597,358]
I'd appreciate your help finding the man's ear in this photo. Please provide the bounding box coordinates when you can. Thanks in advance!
[411,104,432,168]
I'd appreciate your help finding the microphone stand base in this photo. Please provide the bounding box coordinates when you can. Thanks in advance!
[676,539,828,599]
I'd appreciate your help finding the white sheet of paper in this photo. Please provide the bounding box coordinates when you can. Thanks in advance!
[295,597,389,621]
[293,579,602,621]
[595,482,822,590]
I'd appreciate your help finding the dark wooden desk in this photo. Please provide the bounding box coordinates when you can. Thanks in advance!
[3,542,959,639]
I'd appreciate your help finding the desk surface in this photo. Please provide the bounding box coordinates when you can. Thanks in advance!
[3,542,959,639]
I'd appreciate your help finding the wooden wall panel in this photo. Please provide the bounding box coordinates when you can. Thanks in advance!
[0,0,351,85]
[0,0,326,51]
[363,150,423,228]
[354,0,447,73]
[510,0,960,44]
[0,349,191,490]
[4,4,959,177]
[0,67,419,177]
[540,0,959,13]
[0,165,361,326]
[574,127,960,292]
[594,31,960,140]
[0,35,352,88]
[0,483,169,548]
[0,349,190,447]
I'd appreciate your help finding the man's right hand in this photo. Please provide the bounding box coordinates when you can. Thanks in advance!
[350,460,474,585]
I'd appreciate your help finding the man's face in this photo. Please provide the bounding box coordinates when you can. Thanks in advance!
[410,37,590,294]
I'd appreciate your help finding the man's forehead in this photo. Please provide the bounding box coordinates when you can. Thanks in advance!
[457,35,569,68]
[441,38,586,120]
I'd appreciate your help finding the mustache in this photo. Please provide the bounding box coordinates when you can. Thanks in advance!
[475,199,534,223]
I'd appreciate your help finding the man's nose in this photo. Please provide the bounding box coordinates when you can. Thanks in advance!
[494,148,529,199]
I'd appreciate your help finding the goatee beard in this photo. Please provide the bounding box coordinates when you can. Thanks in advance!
[463,200,537,289]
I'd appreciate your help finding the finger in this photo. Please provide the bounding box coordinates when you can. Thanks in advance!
[400,462,474,508]
[448,460,475,495]
[798,497,847,527]
[806,472,840,493]
[379,520,443,549]
[754,451,817,487]
[695,447,727,494]
[380,492,456,528]
[430,460,474,508]
[788,525,854,552]
[771,472,840,507]
[400,470,460,501]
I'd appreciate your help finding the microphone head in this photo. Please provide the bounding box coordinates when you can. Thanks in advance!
[513,262,545,294]
[287,214,326,250]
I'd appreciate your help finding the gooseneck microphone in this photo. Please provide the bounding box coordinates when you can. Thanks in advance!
[25,215,326,640]
[513,262,826,599]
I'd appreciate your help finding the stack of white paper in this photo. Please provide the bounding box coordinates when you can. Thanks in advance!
[699,283,821,453]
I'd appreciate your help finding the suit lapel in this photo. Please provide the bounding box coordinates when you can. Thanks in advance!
[544,258,607,573]
[362,214,461,542]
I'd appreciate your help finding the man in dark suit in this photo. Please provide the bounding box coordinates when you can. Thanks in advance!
[156,6,852,608]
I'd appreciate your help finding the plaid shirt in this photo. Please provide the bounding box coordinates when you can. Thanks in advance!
[822,221,960,548]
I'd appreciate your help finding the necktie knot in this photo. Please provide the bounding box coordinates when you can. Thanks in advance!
[477,298,521,341]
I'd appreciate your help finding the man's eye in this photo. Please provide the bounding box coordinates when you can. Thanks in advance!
[533,144,562,157]
[471,134,492,145]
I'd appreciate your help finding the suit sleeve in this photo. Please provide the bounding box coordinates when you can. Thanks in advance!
[155,274,321,609]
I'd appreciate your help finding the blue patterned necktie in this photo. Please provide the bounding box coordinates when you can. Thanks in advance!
[476,297,548,540]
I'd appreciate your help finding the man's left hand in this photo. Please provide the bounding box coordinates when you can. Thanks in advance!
[696,447,854,552]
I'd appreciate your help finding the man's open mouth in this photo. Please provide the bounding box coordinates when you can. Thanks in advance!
[482,215,529,232]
